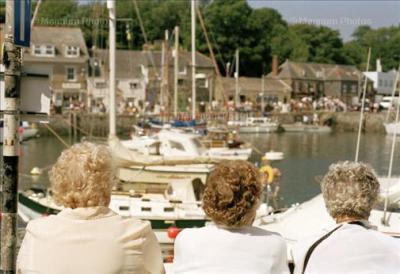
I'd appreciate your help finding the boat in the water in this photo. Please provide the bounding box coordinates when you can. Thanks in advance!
[281,123,332,133]
[121,129,252,161]
[18,180,208,244]
[0,120,39,143]
[228,117,279,133]
[256,180,400,254]
[384,122,400,135]
[19,178,271,245]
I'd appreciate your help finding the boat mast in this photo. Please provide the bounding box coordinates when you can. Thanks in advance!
[107,0,116,138]
[261,74,265,113]
[382,67,400,225]
[174,26,179,117]
[191,0,196,120]
[235,49,240,107]
[355,47,371,162]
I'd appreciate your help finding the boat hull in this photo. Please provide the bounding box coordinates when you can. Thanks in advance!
[118,165,210,185]
[238,125,279,133]
[384,123,400,135]
[282,124,332,133]
[18,192,209,244]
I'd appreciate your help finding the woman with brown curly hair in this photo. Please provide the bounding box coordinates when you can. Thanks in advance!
[173,160,289,274]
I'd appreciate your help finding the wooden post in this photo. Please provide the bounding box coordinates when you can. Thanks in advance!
[1,0,21,272]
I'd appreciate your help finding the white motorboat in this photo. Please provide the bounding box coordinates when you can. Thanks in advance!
[19,179,271,245]
[384,122,400,135]
[228,117,279,133]
[0,120,39,143]
[256,184,400,255]
[121,129,252,161]
[18,180,208,245]
[282,123,332,133]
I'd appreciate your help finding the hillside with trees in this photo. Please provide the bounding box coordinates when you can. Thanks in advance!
[1,0,399,76]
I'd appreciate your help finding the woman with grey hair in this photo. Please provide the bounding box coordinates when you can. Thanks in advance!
[17,142,165,274]
[293,161,400,274]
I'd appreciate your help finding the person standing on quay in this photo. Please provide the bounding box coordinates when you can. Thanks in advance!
[17,142,165,274]
[292,161,400,274]
[173,160,289,274]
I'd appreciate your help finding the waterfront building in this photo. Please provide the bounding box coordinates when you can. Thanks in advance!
[23,26,89,111]
[221,76,292,109]
[88,47,215,113]
[364,59,398,99]
[266,57,374,106]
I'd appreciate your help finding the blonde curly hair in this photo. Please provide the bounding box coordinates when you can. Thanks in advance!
[321,161,379,220]
[49,142,114,208]
[202,160,263,228]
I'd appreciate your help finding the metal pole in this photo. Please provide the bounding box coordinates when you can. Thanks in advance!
[355,47,371,162]
[191,0,196,120]
[160,41,165,108]
[1,0,21,272]
[174,26,179,117]
[107,0,116,137]
[235,49,239,107]
[261,75,265,113]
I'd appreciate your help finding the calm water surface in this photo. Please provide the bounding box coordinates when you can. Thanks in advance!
[14,132,400,207]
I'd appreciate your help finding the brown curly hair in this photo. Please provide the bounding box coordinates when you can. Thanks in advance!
[202,160,263,228]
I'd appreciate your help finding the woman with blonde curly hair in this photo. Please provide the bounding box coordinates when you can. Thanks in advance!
[293,161,400,274]
[173,160,289,274]
[17,142,164,274]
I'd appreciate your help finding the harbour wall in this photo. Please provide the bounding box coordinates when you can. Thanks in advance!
[36,111,388,138]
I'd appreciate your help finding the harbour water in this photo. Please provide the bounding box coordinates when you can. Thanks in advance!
[14,131,400,207]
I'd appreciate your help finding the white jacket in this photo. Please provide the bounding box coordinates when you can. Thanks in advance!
[173,225,290,274]
[17,206,165,274]
[292,222,400,274]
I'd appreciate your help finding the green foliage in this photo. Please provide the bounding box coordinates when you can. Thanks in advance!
[0,0,5,24]
[37,0,78,22]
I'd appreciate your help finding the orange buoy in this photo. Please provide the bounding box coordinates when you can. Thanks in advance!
[167,226,181,239]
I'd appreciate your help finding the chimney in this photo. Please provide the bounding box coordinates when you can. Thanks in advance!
[376,59,382,72]
[272,55,278,76]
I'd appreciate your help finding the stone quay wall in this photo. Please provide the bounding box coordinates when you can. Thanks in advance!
[36,111,388,138]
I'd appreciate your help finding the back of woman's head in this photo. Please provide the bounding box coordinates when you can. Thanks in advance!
[321,161,379,220]
[202,160,263,228]
[50,142,114,208]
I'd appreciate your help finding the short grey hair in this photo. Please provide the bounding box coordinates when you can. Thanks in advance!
[321,161,379,220]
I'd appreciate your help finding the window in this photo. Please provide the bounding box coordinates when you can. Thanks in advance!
[65,46,79,57]
[130,82,139,89]
[45,45,55,56]
[179,66,187,75]
[32,44,55,57]
[178,79,184,85]
[169,141,185,151]
[66,67,76,81]
[95,81,106,89]
[33,45,41,55]
[379,79,383,87]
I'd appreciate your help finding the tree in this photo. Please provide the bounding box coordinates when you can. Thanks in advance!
[36,0,78,24]
[0,0,5,24]
[289,24,346,64]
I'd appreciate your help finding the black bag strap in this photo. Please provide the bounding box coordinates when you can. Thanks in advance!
[301,225,343,274]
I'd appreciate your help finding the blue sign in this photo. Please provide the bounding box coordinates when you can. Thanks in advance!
[14,0,31,47]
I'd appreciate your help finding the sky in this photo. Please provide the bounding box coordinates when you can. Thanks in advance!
[248,1,400,41]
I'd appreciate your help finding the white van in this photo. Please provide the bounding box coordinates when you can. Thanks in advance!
[380,96,400,109]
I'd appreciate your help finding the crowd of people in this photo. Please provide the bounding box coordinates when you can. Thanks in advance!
[16,142,400,274]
